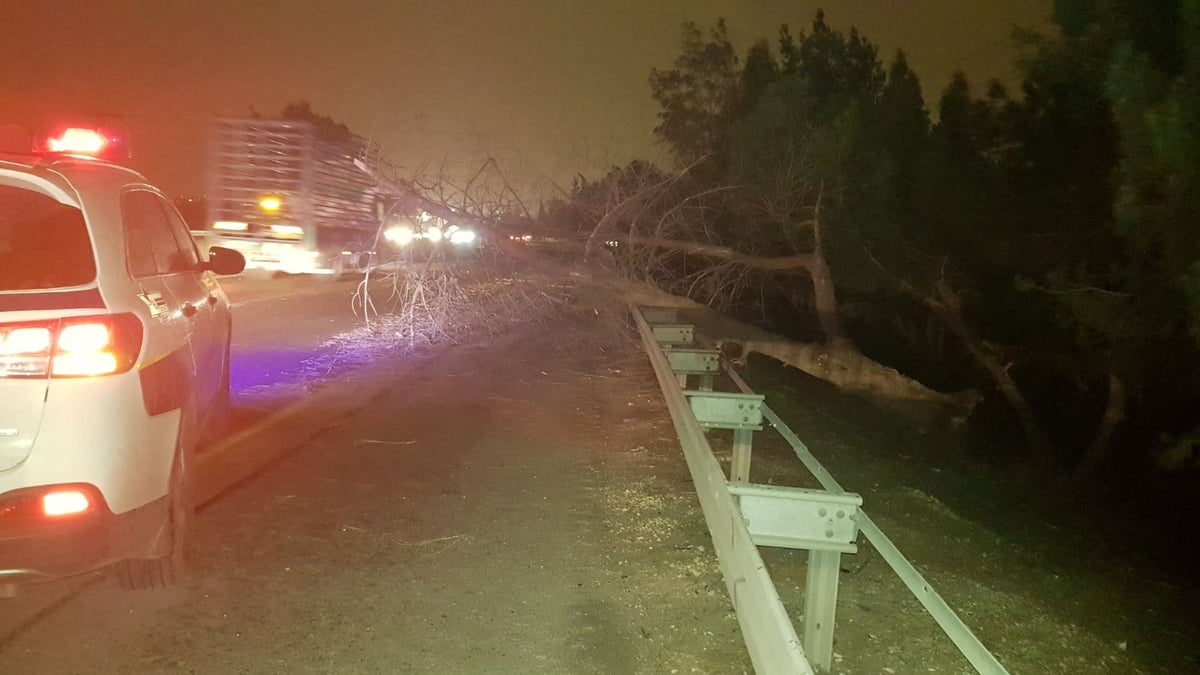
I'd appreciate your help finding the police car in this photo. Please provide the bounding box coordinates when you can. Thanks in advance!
[0,126,244,593]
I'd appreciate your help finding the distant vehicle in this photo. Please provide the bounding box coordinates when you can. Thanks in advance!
[200,117,381,277]
[0,126,245,594]
[383,214,479,249]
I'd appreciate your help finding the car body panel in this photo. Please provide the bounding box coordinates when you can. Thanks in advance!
[0,380,47,471]
[3,376,180,514]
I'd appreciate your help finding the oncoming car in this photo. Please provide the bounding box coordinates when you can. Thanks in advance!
[0,129,245,594]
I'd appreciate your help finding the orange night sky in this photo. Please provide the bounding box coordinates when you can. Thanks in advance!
[1,1,1053,199]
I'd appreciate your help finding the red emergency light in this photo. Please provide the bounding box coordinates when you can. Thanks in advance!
[47,128,106,154]
[36,125,131,160]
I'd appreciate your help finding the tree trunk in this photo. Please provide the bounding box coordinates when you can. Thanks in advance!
[1076,370,1126,475]
[809,253,850,347]
[807,183,852,348]
[730,338,976,409]
[923,283,1056,464]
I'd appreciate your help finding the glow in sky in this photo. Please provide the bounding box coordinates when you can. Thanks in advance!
[1,1,1052,199]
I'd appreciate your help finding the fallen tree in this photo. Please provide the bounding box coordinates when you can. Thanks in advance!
[567,161,976,411]
[570,263,978,412]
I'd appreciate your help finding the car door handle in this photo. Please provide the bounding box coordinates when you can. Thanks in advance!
[182,303,198,318]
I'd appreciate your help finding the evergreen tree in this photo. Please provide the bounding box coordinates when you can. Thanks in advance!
[648,20,739,168]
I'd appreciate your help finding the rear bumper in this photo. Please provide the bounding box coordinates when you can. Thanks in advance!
[0,484,165,583]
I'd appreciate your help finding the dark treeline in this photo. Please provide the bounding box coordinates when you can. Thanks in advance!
[539,0,1200,507]
[247,100,355,144]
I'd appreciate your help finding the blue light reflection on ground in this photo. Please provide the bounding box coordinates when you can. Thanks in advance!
[230,347,321,394]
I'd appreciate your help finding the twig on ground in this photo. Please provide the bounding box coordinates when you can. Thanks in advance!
[386,533,474,553]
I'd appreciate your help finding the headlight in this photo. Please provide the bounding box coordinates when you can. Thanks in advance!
[385,226,415,246]
[449,229,477,245]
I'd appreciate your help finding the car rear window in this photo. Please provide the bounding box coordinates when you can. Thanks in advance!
[0,185,96,290]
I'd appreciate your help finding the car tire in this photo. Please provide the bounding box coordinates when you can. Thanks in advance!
[115,441,193,590]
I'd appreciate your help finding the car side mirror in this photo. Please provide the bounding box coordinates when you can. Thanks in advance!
[204,246,246,275]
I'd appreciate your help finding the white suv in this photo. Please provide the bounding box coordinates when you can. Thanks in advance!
[0,135,244,593]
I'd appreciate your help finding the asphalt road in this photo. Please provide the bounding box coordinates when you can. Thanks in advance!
[223,274,369,395]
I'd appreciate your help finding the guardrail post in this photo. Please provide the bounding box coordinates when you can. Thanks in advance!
[665,348,721,392]
[726,483,862,674]
[732,428,753,483]
[804,549,841,671]
[686,391,765,482]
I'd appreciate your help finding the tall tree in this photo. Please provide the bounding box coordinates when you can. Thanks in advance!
[634,14,975,406]
[995,0,1200,472]
[728,73,851,345]
[780,10,886,112]
[734,39,779,122]
[648,20,740,168]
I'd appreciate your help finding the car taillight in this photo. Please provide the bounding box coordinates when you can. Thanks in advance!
[0,324,51,376]
[0,313,143,379]
[0,484,106,523]
[42,490,91,516]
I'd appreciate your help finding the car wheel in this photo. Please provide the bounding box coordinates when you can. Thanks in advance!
[115,442,193,590]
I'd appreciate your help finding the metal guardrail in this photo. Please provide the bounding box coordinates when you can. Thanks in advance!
[632,307,815,675]
[632,306,1009,675]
